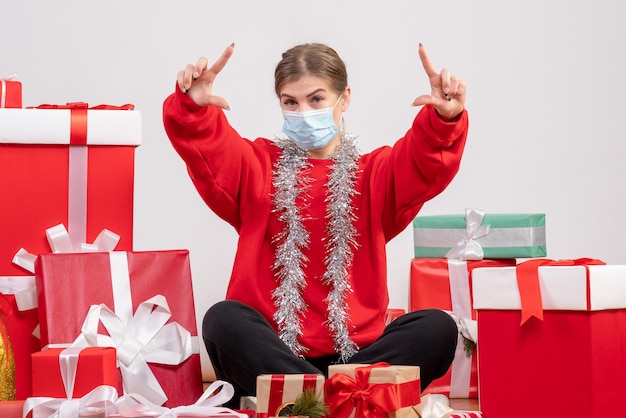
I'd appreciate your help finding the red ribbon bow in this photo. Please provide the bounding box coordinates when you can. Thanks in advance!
[324,362,421,418]
[516,258,606,325]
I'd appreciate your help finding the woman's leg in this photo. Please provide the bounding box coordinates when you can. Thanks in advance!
[202,300,322,406]
[348,309,458,391]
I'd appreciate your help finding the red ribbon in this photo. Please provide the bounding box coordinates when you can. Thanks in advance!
[516,258,606,325]
[324,362,421,418]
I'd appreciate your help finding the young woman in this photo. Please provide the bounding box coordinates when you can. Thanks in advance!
[163,42,468,405]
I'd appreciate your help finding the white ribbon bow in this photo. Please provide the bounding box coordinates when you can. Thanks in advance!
[11,224,120,311]
[114,380,249,418]
[71,295,195,406]
[24,385,119,418]
[445,208,490,261]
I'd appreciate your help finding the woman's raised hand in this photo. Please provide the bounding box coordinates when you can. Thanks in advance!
[412,44,466,121]
[177,43,235,109]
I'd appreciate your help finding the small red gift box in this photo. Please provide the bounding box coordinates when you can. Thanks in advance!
[0,76,21,108]
[325,363,421,418]
[409,258,515,399]
[35,250,203,408]
[256,374,324,418]
[31,347,118,398]
[472,260,626,418]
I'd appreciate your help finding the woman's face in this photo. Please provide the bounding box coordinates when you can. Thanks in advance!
[279,74,351,158]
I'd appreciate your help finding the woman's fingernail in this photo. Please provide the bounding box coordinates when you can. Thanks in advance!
[193,72,199,79]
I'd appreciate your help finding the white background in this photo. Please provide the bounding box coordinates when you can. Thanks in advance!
[4,0,625,379]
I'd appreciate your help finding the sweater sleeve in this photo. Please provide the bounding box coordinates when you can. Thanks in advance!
[373,104,469,241]
[162,86,268,231]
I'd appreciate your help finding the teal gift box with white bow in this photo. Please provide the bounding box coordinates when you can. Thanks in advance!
[413,209,547,259]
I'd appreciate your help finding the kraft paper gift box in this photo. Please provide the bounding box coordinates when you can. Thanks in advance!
[31,347,118,398]
[34,250,204,408]
[0,75,22,108]
[409,258,515,399]
[0,103,140,400]
[413,209,546,259]
[325,363,421,418]
[256,374,324,418]
[472,259,626,418]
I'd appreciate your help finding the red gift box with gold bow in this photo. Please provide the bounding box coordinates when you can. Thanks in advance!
[472,258,626,418]
[325,363,421,418]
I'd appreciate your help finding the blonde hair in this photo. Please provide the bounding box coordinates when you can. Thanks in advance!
[274,43,348,96]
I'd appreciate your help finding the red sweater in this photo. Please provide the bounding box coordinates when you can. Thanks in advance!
[163,88,468,357]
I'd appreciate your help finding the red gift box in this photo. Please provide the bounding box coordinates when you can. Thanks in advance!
[409,258,516,399]
[31,347,118,398]
[0,76,21,108]
[0,104,140,401]
[472,260,626,418]
[34,250,204,408]
[256,374,324,418]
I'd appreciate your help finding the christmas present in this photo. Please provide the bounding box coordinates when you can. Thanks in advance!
[34,250,204,408]
[0,400,25,418]
[413,209,546,259]
[113,380,249,418]
[472,258,626,418]
[409,258,515,398]
[31,347,118,398]
[0,75,21,108]
[256,374,325,418]
[325,363,421,418]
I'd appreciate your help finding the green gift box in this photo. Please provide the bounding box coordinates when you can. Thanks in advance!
[413,209,546,259]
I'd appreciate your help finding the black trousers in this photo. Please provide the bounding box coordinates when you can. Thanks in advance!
[202,300,457,408]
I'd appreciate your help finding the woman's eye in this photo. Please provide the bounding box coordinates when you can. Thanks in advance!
[312,96,324,103]
[283,99,297,106]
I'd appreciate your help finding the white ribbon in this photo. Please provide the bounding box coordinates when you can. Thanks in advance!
[0,275,37,311]
[445,208,490,261]
[1,73,17,108]
[71,294,196,406]
[24,385,119,418]
[114,380,248,418]
[444,259,478,398]
[10,224,120,311]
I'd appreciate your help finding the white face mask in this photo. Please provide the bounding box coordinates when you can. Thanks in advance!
[281,94,343,151]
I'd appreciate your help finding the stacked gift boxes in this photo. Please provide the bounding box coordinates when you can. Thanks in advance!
[410,209,547,402]
[0,90,221,415]
[0,99,140,400]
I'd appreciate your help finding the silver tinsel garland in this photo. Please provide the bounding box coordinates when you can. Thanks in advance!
[271,133,361,361]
